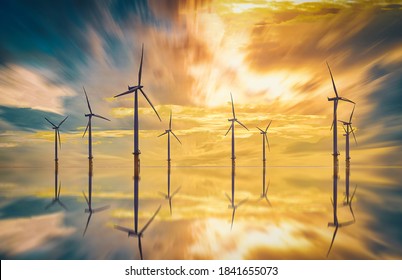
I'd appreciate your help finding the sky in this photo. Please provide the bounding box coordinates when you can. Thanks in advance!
[1,0,402,168]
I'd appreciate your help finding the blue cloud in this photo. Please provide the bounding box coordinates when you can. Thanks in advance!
[0,105,79,132]
[0,0,161,83]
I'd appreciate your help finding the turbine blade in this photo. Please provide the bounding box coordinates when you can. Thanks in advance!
[326,61,339,98]
[44,117,56,128]
[58,116,68,127]
[225,192,232,203]
[58,181,61,198]
[339,220,355,227]
[230,93,236,119]
[45,201,56,210]
[138,237,143,260]
[351,125,357,146]
[158,131,168,137]
[82,191,89,205]
[140,88,161,121]
[266,120,272,132]
[349,203,355,222]
[138,43,144,85]
[158,191,167,198]
[83,86,93,114]
[140,205,161,234]
[340,97,355,104]
[256,127,264,133]
[238,198,248,207]
[114,88,136,98]
[330,119,334,131]
[350,185,357,202]
[236,120,249,131]
[93,114,111,122]
[58,200,68,210]
[171,131,182,145]
[172,186,181,197]
[82,121,90,138]
[225,124,232,136]
[93,205,110,213]
[58,129,61,149]
[169,199,172,215]
[83,213,92,237]
[265,197,272,207]
[341,124,347,134]
[231,208,236,230]
[114,225,134,234]
[169,110,172,130]
[265,134,270,151]
[326,225,339,257]
[349,104,355,123]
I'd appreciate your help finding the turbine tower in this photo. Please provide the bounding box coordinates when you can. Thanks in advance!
[82,87,110,161]
[114,44,161,175]
[257,120,272,162]
[326,62,354,174]
[225,93,248,163]
[45,116,68,170]
[339,104,357,169]
[158,111,181,162]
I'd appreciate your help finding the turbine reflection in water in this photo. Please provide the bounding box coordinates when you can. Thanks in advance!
[258,162,272,207]
[327,165,357,257]
[82,159,109,237]
[114,163,161,260]
[225,163,248,230]
[159,162,181,215]
[45,168,67,211]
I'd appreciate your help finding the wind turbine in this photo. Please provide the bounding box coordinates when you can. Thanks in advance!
[158,111,181,162]
[326,62,355,173]
[257,120,272,162]
[45,116,68,169]
[159,163,181,215]
[114,205,161,260]
[225,164,247,229]
[225,93,248,162]
[114,44,161,173]
[82,87,110,160]
[339,104,357,169]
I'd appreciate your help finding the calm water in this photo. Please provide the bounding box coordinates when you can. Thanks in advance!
[0,165,401,260]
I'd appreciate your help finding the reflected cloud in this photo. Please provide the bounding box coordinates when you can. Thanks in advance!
[0,213,75,256]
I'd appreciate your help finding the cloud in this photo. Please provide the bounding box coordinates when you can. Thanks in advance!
[0,65,75,115]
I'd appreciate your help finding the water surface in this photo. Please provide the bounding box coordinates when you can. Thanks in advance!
[0,165,401,260]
